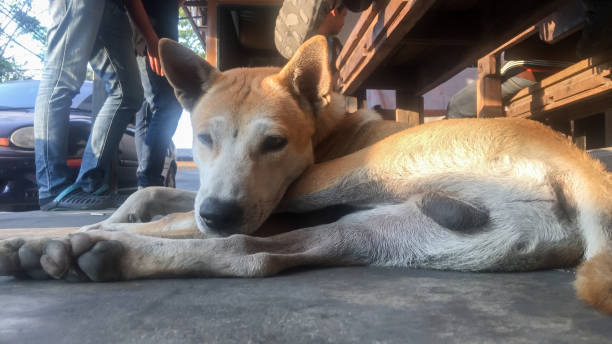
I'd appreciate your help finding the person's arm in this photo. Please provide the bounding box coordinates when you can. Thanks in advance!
[125,0,164,76]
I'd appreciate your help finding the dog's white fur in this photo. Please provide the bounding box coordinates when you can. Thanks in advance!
[1,36,611,314]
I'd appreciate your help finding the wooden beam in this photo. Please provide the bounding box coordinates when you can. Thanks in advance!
[338,0,438,95]
[410,0,567,96]
[476,55,503,117]
[506,52,612,119]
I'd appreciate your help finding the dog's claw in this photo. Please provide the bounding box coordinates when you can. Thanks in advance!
[0,238,24,276]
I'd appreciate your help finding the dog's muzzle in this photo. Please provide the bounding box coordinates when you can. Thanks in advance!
[198,197,244,234]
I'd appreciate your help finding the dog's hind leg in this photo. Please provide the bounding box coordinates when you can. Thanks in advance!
[564,166,612,314]
[80,187,196,233]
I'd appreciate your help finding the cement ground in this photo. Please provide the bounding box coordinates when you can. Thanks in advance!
[0,169,610,343]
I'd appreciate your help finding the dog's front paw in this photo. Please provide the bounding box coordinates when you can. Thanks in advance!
[0,231,129,282]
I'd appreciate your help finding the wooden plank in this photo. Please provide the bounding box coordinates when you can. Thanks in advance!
[476,55,503,117]
[509,59,612,113]
[336,1,380,71]
[510,53,612,102]
[339,0,438,95]
[506,59,612,118]
[395,93,423,126]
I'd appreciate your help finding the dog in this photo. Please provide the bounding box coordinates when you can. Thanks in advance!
[0,36,611,314]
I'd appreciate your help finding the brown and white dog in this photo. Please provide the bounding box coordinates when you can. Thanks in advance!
[1,36,611,314]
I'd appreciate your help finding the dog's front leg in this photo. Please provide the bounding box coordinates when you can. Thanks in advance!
[0,223,372,281]
[80,187,196,232]
[80,211,202,239]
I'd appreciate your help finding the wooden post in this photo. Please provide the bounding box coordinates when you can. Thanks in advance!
[476,55,503,118]
[206,0,218,68]
[396,92,423,127]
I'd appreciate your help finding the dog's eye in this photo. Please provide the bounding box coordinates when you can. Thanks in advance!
[198,133,213,148]
[261,136,288,153]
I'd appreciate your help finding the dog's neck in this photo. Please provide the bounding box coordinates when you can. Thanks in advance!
[311,94,412,162]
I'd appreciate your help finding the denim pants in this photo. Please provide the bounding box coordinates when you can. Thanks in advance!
[134,5,182,187]
[446,76,536,118]
[34,0,143,200]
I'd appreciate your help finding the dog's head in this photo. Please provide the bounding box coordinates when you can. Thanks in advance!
[160,35,339,236]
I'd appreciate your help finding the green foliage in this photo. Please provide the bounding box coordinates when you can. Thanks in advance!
[0,56,28,82]
[0,0,47,79]
[8,3,46,46]
[178,8,206,59]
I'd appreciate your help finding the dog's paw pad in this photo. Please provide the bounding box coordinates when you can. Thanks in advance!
[18,242,52,280]
[70,232,96,256]
[77,240,124,282]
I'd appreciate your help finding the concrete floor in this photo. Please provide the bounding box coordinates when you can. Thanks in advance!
[0,169,610,343]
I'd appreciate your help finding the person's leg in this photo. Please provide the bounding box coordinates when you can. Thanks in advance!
[445,76,536,119]
[34,0,106,208]
[75,0,143,195]
[135,8,182,187]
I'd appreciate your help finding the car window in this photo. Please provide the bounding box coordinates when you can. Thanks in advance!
[0,80,93,112]
[0,80,39,109]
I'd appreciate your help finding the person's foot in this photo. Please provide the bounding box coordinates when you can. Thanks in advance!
[275,0,340,59]
[39,184,126,211]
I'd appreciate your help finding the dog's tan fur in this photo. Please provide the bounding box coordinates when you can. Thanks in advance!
[1,36,611,315]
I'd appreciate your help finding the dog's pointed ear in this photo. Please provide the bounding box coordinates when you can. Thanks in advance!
[277,35,332,114]
[159,38,220,112]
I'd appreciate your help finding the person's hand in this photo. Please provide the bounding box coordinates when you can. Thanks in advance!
[146,36,164,76]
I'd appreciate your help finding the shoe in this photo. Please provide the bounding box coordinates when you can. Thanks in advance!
[274,0,340,59]
[41,184,122,211]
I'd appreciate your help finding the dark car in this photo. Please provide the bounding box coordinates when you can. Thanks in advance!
[0,79,177,211]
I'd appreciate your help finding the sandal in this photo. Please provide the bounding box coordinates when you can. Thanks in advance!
[43,184,121,211]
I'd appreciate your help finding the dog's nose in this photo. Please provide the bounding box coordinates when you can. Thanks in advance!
[199,197,244,231]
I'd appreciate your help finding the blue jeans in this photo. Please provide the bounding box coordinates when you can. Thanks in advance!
[446,76,536,118]
[34,0,143,200]
[134,5,182,187]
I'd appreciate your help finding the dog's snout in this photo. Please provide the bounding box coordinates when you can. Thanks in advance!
[199,197,244,231]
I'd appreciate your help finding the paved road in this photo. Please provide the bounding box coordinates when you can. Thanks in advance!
[0,168,200,230]
[0,169,610,343]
